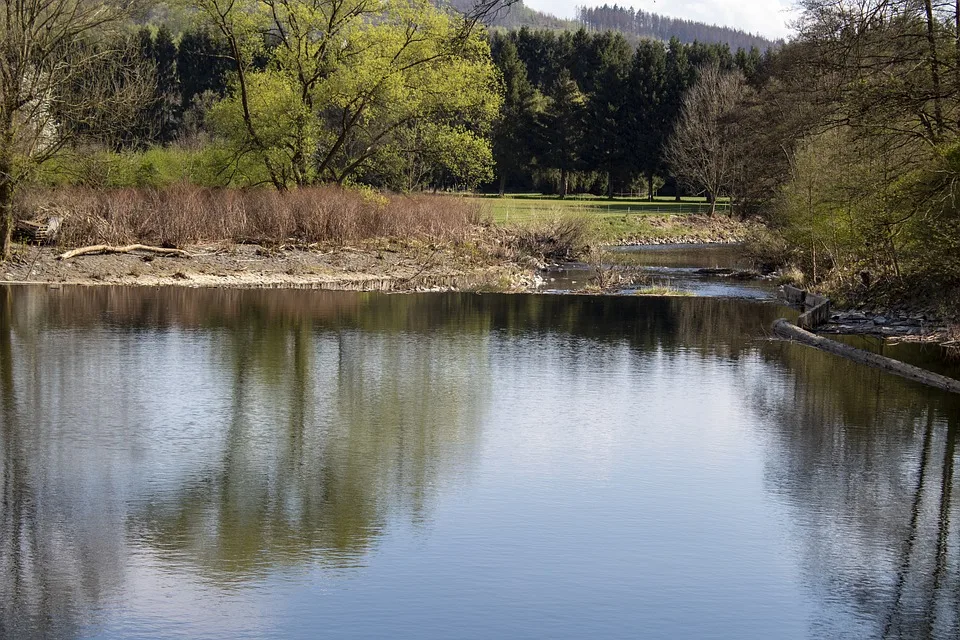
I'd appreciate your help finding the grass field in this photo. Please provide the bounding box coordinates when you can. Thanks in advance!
[480,194,730,224]
[477,194,738,245]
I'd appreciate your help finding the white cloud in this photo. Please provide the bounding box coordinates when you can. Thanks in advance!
[523,0,797,40]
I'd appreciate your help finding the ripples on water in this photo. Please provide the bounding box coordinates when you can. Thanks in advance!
[1,286,958,639]
[541,244,776,299]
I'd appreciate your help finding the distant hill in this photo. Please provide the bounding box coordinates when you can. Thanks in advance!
[574,4,779,50]
[452,1,781,51]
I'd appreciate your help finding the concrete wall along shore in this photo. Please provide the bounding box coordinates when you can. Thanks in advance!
[781,285,832,329]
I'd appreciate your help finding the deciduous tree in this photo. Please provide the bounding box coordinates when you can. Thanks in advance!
[194,0,508,189]
[665,61,748,215]
[0,0,150,259]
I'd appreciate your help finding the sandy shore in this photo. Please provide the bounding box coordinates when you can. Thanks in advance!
[1,239,540,292]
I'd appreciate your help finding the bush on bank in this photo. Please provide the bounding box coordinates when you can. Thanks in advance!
[15,185,485,248]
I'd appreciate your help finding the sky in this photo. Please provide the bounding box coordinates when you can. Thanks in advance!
[523,0,798,39]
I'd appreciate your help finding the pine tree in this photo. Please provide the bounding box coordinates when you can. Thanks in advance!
[491,37,540,195]
[625,41,668,200]
[153,25,181,143]
[177,28,231,110]
[664,38,691,200]
[536,70,587,198]
[581,33,632,197]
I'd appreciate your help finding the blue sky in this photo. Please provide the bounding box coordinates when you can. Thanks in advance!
[523,0,797,39]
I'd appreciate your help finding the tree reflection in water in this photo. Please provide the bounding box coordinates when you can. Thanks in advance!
[756,340,960,639]
[0,285,957,639]
[129,299,491,580]
[1,287,126,640]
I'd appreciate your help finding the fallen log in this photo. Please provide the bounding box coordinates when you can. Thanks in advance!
[58,245,191,261]
[772,319,960,395]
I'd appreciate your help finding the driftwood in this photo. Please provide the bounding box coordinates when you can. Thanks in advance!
[773,319,960,395]
[16,217,62,244]
[58,245,191,261]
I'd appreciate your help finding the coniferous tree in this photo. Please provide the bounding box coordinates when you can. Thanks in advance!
[152,25,181,143]
[625,41,668,200]
[664,37,692,199]
[581,32,632,197]
[536,70,587,198]
[177,28,231,111]
[491,37,540,195]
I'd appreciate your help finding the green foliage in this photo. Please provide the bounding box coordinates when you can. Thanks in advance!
[487,28,751,198]
[772,127,960,299]
[896,143,960,283]
[198,0,501,190]
[490,37,541,193]
[741,1,960,305]
[32,147,238,188]
[177,28,232,110]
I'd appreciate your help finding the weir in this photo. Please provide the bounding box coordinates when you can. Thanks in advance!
[772,319,960,395]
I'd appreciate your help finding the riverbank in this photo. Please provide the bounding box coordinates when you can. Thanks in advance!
[3,200,759,288]
[1,239,540,292]
[5,239,959,362]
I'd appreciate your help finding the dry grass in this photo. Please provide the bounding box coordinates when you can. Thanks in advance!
[944,324,960,362]
[508,214,591,262]
[634,285,693,297]
[15,184,484,248]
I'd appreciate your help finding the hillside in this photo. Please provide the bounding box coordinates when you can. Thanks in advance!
[466,1,780,51]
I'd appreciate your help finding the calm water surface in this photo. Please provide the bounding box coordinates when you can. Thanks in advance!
[1,285,958,639]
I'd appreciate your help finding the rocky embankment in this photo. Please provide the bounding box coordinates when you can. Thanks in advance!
[0,240,539,292]
[818,310,950,341]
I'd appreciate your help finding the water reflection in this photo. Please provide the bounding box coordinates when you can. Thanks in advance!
[132,310,491,581]
[1,287,125,640]
[756,340,960,638]
[1,285,958,639]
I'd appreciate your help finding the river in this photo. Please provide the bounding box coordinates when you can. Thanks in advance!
[1,283,958,639]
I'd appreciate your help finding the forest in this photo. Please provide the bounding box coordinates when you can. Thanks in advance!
[574,4,778,51]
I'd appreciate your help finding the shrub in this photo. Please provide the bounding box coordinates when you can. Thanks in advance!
[510,214,591,262]
[14,185,483,247]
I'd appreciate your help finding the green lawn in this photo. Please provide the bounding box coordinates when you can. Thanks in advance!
[479,193,730,224]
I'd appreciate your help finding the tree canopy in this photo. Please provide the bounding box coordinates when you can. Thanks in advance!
[193,0,502,190]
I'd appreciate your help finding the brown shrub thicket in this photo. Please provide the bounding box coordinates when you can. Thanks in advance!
[15,185,485,247]
[510,215,590,262]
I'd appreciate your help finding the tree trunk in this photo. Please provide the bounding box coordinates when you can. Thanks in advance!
[772,319,960,394]
[607,171,614,200]
[560,167,568,199]
[956,0,960,127]
[708,194,717,216]
[924,0,945,140]
[647,170,655,201]
[0,173,13,262]
[498,173,507,197]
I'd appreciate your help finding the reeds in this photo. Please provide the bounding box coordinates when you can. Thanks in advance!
[15,185,484,248]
